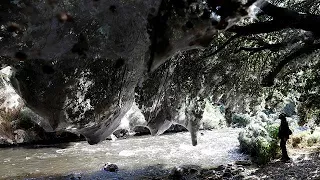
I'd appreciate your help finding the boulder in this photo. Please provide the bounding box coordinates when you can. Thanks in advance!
[235,160,252,166]
[103,163,119,172]
[222,172,233,178]
[132,126,151,135]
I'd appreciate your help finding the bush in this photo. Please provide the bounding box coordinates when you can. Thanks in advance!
[307,136,318,146]
[291,136,302,147]
[232,113,251,127]
[288,128,320,148]
[238,122,280,165]
[307,131,320,147]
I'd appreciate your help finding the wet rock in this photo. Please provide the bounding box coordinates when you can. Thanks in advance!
[113,129,129,139]
[133,126,151,136]
[224,168,232,174]
[169,167,185,180]
[235,160,252,166]
[222,172,233,178]
[237,167,245,172]
[189,168,199,174]
[233,174,245,180]
[232,167,245,175]
[200,169,216,177]
[62,173,82,180]
[169,166,201,179]
[214,165,225,171]
[103,163,119,172]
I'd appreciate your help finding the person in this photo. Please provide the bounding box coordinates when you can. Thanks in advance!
[278,113,292,161]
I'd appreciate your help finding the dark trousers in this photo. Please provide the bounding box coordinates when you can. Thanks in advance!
[280,138,289,159]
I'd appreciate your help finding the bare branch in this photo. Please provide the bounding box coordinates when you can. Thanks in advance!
[202,34,240,59]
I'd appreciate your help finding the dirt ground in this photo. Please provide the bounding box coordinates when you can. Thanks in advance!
[245,146,320,180]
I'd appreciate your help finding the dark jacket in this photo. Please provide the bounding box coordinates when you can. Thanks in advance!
[278,119,292,139]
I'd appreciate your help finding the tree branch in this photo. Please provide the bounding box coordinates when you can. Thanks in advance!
[202,34,240,59]
[228,20,289,36]
[237,35,305,54]
[261,41,320,87]
[238,42,285,54]
[228,0,320,36]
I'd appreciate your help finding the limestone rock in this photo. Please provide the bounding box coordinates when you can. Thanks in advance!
[0,0,259,145]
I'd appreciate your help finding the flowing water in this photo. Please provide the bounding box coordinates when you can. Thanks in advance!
[0,128,248,179]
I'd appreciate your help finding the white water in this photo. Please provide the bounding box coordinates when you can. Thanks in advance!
[0,129,248,179]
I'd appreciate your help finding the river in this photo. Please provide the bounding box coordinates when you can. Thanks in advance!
[0,128,248,179]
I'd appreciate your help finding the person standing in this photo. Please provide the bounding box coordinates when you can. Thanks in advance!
[278,113,292,161]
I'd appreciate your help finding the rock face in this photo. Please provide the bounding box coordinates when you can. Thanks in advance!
[0,67,84,145]
[0,0,259,145]
[0,66,23,145]
[0,120,14,145]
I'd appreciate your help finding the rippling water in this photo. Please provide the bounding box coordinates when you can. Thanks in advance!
[0,128,248,179]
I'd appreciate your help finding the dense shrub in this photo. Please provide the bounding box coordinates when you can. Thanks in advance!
[231,113,251,127]
[238,118,280,164]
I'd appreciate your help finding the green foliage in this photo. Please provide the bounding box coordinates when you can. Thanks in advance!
[254,125,280,164]
[266,124,279,140]
[238,123,280,165]
[232,113,251,127]
[255,137,273,164]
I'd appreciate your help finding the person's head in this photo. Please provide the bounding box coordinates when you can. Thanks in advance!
[279,113,287,121]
